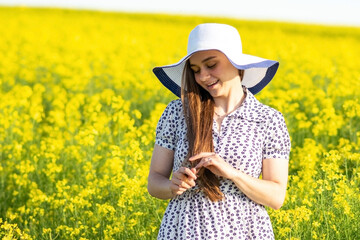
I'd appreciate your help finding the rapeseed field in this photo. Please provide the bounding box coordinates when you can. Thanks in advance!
[0,6,359,240]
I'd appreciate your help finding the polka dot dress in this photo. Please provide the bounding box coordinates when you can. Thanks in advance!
[155,87,291,240]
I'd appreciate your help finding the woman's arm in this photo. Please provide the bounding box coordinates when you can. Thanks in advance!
[147,144,174,199]
[147,144,197,199]
[230,158,288,210]
[190,153,288,210]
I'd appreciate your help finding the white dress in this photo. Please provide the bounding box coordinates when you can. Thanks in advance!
[155,87,291,240]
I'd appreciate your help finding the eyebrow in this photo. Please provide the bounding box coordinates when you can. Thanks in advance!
[190,56,217,66]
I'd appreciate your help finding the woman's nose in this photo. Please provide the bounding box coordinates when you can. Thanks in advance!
[199,69,210,81]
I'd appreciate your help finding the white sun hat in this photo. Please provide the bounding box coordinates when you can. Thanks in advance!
[153,23,279,97]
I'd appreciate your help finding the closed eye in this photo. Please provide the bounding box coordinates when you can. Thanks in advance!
[207,63,216,69]
[191,69,200,74]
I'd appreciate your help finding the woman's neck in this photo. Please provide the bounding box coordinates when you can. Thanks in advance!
[213,84,245,116]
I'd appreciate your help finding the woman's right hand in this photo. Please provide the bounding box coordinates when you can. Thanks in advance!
[170,167,197,197]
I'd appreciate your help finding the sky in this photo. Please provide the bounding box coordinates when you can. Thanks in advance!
[0,0,360,27]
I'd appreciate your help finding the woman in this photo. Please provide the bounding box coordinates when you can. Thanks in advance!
[148,23,291,240]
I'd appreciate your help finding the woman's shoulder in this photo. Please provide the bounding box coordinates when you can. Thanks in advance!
[167,98,183,108]
[245,91,284,123]
[159,99,183,121]
[258,101,283,119]
[255,101,289,134]
[164,99,183,114]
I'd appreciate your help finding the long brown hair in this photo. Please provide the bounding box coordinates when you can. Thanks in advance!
[181,60,244,202]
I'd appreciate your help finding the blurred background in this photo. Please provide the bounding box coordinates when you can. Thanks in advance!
[1,0,360,26]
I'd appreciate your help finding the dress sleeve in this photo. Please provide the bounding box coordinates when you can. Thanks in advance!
[155,100,180,151]
[263,111,291,160]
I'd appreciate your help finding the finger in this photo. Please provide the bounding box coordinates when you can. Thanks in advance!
[172,172,184,181]
[171,177,184,186]
[172,185,187,193]
[203,159,214,168]
[183,178,196,187]
[170,185,186,195]
[187,179,196,187]
[181,180,193,189]
[173,190,185,196]
[189,152,215,161]
[170,184,186,195]
[195,157,213,169]
[194,158,207,169]
[173,170,190,181]
[174,189,186,195]
[183,168,197,180]
[172,178,192,189]
[191,167,200,176]
[177,167,197,180]
[183,177,196,188]
[194,161,204,170]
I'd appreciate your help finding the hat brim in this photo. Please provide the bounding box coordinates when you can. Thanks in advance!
[153,50,279,97]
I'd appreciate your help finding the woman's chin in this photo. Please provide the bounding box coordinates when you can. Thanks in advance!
[208,90,222,98]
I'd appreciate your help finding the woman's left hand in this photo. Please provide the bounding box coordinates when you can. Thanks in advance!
[189,152,237,180]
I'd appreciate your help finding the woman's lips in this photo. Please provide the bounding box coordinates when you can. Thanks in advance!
[207,80,219,89]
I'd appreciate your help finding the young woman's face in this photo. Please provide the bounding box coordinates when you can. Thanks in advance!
[189,50,241,98]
